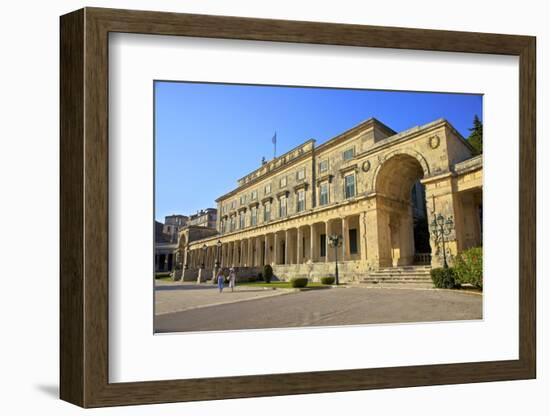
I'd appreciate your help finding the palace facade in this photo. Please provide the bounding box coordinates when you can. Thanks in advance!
[175,118,482,283]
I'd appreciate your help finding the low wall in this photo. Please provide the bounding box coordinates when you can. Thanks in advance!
[177,263,365,283]
[179,266,263,282]
[272,261,364,283]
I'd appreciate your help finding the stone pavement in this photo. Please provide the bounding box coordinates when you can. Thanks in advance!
[155,285,483,333]
[154,280,293,315]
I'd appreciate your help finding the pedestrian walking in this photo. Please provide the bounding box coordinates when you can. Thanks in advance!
[217,269,225,293]
[228,267,236,292]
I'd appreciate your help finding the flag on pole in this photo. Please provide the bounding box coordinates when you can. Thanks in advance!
[272,132,277,158]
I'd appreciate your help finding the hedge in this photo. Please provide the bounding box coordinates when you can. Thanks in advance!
[155,272,171,279]
[430,267,459,289]
[290,277,308,288]
[454,246,483,289]
[320,277,335,285]
[263,264,273,283]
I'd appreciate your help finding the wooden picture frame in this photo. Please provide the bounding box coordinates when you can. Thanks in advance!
[60,7,536,408]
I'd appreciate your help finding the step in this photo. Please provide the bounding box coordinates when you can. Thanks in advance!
[368,272,431,278]
[361,280,432,285]
[363,276,432,282]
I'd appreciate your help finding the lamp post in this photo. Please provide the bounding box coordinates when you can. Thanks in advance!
[201,244,208,269]
[215,240,222,269]
[328,234,342,285]
[429,213,454,268]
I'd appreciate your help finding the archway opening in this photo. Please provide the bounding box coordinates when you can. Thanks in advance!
[375,154,430,267]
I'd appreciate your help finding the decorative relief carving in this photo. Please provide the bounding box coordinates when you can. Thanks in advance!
[361,160,371,172]
[429,134,440,149]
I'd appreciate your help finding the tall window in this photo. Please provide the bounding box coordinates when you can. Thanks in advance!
[349,229,358,254]
[251,206,257,226]
[320,234,327,257]
[239,211,245,229]
[279,196,287,217]
[343,147,355,161]
[319,159,328,173]
[344,174,356,199]
[319,182,329,205]
[296,168,306,181]
[251,190,258,200]
[264,183,271,195]
[279,176,287,188]
[264,202,271,222]
[230,216,236,232]
[240,195,247,205]
[296,190,305,212]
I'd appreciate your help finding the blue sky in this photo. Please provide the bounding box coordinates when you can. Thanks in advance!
[155,81,482,222]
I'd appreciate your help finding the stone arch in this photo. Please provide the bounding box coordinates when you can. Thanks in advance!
[371,148,430,195]
[371,151,431,267]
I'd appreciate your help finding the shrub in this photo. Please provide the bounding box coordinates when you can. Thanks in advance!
[290,277,309,288]
[263,265,273,283]
[257,272,263,281]
[320,277,335,285]
[248,276,257,282]
[155,272,171,279]
[454,246,483,289]
[431,267,459,289]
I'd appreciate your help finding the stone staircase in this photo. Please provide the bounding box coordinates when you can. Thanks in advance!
[361,265,432,285]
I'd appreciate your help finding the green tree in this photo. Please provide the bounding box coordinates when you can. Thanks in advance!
[467,114,483,154]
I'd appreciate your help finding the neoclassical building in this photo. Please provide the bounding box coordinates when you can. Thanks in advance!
[176,118,482,283]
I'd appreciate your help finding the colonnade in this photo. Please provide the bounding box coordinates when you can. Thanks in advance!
[184,214,364,269]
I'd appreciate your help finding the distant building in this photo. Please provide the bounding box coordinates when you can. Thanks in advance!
[188,208,217,229]
[154,210,218,274]
[163,214,188,243]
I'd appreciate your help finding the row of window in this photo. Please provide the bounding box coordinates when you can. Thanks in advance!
[223,168,307,213]
[222,147,356,214]
[318,146,355,174]
[221,174,357,233]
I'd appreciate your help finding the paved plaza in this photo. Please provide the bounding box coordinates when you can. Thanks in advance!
[154,280,293,315]
[154,280,482,333]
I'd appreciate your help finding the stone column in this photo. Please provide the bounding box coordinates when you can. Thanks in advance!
[310,224,315,262]
[256,237,262,266]
[246,238,252,266]
[325,221,330,263]
[341,217,347,261]
[359,212,368,263]
[365,197,392,268]
[273,233,279,265]
[284,229,289,265]
[264,234,269,265]
[297,227,303,264]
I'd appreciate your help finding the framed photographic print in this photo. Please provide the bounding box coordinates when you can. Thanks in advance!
[60,7,536,408]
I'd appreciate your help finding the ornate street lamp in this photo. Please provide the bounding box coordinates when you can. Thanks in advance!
[201,244,208,269]
[328,234,342,285]
[430,213,454,268]
[215,240,222,269]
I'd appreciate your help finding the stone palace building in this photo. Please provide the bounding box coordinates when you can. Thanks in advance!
[175,118,482,283]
